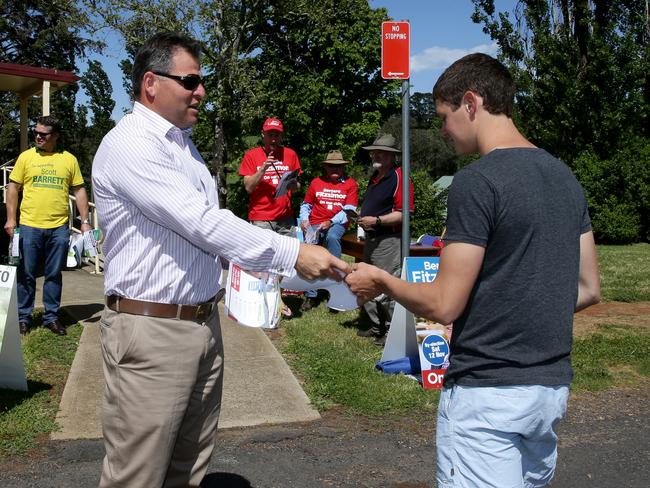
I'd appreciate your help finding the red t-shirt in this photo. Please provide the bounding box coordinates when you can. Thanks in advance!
[304,176,359,225]
[239,146,301,221]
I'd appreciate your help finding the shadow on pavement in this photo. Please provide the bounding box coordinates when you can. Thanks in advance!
[201,472,254,487]
[61,303,104,323]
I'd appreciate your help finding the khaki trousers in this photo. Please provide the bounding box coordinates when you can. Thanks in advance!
[362,233,402,332]
[98,305,224,488]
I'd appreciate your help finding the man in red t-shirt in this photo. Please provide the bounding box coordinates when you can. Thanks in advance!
[239,117,302,318]
[239,117,301,236]
[299,150,358,311]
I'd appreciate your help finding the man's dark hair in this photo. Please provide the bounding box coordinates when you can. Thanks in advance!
[36,115,61,133]
[131,31,202,99]
[432,53,515,117]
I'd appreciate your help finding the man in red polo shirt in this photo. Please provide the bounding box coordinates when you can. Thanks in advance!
[239,117,301,235]
[239,117,302,317]
[356,134,414,345]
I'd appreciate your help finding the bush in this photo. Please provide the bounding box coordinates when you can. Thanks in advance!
[410,168,447,238]
[573,137,650,243]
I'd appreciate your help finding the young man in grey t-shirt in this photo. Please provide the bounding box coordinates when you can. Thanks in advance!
[346,53,601,487]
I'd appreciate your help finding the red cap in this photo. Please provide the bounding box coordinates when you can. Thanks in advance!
[262,117,284,133]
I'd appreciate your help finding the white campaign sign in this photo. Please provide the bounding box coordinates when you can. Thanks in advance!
[0,265,28,391]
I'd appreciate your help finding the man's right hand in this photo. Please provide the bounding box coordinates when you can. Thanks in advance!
[4,220,16,237]
[295,243,351,281]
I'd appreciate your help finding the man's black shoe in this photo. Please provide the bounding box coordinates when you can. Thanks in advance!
[19,322,29,335]
[356,326,382,338]
[373,335,387,347]
[44,320,67,336]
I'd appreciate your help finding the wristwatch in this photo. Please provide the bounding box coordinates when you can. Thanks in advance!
[375,216,382,227]
[81,218,91,225]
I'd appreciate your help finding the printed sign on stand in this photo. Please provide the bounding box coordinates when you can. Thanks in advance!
[406,257,452,389]
[381,257,451,388]
[0,265,28,391]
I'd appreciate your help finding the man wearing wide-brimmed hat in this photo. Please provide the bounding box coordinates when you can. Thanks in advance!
[299,150,359,311]
[356,134,414,345]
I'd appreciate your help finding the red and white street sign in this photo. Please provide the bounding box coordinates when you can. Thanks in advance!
[381,21,410,79]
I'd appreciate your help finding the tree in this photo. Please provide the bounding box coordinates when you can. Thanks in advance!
[471,0,648,161]
[380,115,465,177]
[81,61,115,140]
[471,0,650,242]
[248,0,399,175]
[410,92,436,129]
[0,0,96,163]
[87,0,402,217]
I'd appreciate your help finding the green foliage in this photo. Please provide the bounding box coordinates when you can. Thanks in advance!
[596,243,650,302]
[472,0,649,243]
[0,323,83,456]
[0,0,106,178]
[473,1,648,162]
[380,114,463,176]
[410,168,447,238]
[88,0,399,211]
[574,137,650,243]
[572,324,650,391]
[243,0,400,182]
[410,92,436,129]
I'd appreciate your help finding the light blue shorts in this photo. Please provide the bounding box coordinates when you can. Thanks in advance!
[436,384,569,488]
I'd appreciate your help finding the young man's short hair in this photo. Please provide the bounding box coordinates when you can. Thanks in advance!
[36,115,61,134]
[131,31,202,99]
[432,53,516,117]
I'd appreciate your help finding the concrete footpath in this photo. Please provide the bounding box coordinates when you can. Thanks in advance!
[33,267,319,441]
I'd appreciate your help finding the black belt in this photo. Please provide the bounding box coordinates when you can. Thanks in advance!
[106,288,225,322]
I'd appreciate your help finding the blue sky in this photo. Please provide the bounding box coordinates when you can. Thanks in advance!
[78,1,517,120]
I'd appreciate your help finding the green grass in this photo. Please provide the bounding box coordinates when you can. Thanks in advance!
[597,243,650,302]
[572,323,650,391]
[0,316,82,457]
[279,297,439,416]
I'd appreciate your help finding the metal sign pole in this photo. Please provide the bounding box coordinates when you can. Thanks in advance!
[401,79,410,260]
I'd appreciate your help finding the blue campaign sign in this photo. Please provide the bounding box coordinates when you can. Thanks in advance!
[404,257,439,283]
[421,334,450,367]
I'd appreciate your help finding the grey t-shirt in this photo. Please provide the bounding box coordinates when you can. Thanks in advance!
[443,148,591,387]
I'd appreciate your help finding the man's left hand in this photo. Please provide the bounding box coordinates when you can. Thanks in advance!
[80,223,92,234]
[345,262,384,305]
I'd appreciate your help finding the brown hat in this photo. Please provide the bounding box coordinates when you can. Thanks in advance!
[362,133,401,153]
[322,150,348,164]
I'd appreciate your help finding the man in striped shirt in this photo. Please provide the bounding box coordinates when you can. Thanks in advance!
[92,32,349,488]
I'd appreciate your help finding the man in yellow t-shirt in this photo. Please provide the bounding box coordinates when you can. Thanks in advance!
[4,115,92,335]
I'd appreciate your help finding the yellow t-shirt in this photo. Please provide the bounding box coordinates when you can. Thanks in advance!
[9,147,85,229]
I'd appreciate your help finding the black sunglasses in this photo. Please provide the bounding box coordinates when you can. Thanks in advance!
[153,71,203,91]
[35,131,53,138]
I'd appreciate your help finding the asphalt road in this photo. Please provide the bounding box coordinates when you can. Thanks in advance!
[0,388,647,487]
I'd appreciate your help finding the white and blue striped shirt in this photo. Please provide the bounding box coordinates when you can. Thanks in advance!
[92,102,300,304]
